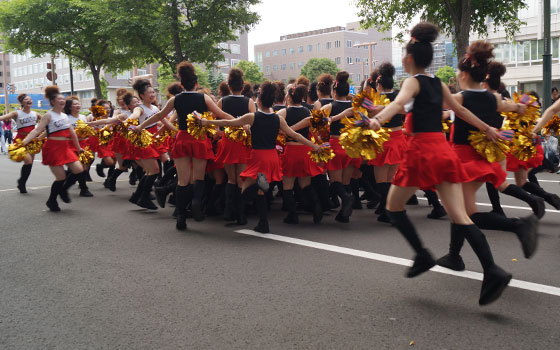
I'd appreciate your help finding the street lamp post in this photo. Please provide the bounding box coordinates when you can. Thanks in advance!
[1,51,9,113]
[543,0,552,110]
[353,42,377,75]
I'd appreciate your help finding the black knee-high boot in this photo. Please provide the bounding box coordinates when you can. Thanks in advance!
[312,174,331,211]
[96,159,108,178]
[46,180,64,212]
[63,172,78,191]
[78,171,93,197]
[425,190,446,219]
[376,183,391,223]
[191,180,206,221]
[527,167,541,186]
[436,226,466,271]
[17,163,32,193]
[159,166,177,186]
[223,183,237,221]
[502,184,545,218]
[129,175,147,204]
[137,174,158,210]
[302,185,322,223]
[350,178,363,209]
[283,189,298,224]
[106,168,124,192]
[235,184,258,226]
[254,194,270,233]
[205,183,225,216]
[175,185,189,231]
[173,184,193,218]
[154,180,176,208]
[522,181,560,210]
[454,224,512,305]
[331,181,352,222]
[386,210,435,277]
[486,182,505,216]
[470,212,538,258]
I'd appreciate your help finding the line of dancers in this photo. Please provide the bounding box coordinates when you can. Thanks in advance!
[4,22,560,306]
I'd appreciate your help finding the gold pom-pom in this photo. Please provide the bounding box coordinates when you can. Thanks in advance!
[75,120,96,138]
[224,126,251,146]
[8,140,27,162]
[97,126,114,146]
[186,111,216,140]
[309,109,330,144]
[25,138,44,155]
[502,93,540,131]
[152,134,168,147]
[352,90,390,117]
[442,119,453,134]
[510,130,537,161]
[78,147,95,165]
[542,114,560,136]
[468,131,511,163]
[126,128,153,148]
[339,111,391,160]
[90,105,107,119]
[308,143,335,163]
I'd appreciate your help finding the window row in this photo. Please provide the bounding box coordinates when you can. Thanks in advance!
[262,40,367,57]
[218,43,241,55]
[264,62,305,72]
[494,37,560,64]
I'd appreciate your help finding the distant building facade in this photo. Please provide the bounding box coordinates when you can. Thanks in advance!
[216,30,249,73]
[254,22,392,84]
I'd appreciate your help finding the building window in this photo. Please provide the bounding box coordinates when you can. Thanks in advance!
[356,57,361,63]
[298,46,303,53]
[273,65,278,71]
[219,43,228,50]
[347,40,352,48]
[289,48,295,55]
[335,40,341,48]
[307,44,312,52]
[326,42,331,49]
[289,62,295,70]
[355,40,360,46]
[265,65,270,72]
[281,64,286,70]
[231,59,240,66]
[298,61,304,68]
[364,58,369,66]
[347,57,353,64]
[335,57,341,64]
[280,49,286,56]
[230,44,241,54]
[316,43,321,51]
[273,50,278,56]
[356,74,361,82]
[265,51,270,57]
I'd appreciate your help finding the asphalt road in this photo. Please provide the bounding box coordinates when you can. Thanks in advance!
[1,154,559,349]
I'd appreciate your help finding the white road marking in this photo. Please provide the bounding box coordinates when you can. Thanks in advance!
[236,229,560,298]
[417,197,560,214]
[0,179,129,192]
[505,177,560,183]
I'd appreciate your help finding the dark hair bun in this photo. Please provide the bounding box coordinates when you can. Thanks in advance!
[166,82,183,97]
[467,41,494,64]
[123,92,136,106]
[176,61,197,90]
[259,81,277,109]
[132,79,152,95]
[116,88,128,98]
[44,86,60,101]
[317,74,334,96]
[410,22,438,43]
[378,62,395,78]
[335,71,349,84]
[487,61,506,79]
[227,67,244,92]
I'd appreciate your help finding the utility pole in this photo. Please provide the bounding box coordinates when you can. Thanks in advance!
[51,55,57,85]
[543,0,552,110]
[353,42,377,75]
[2,51,9,113]
[69,57,75,96]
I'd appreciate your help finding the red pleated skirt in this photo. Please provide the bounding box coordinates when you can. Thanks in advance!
[506,144,544,171]
[112,134,129,155]
[97,139,115,159]
[87,135,99,153]
[206,140,224,173]
[171,130,214,160]
[131,125,160,160]
[453,144,506,188]
[392,132,470,190]
[69,138,89,152]
[369,129,407,166]
[327,137,362,171]
[240,149,283,182]
[215,137,251,165]
[282,144,324,178]
[14,125,34,141]
[42,129,79,166]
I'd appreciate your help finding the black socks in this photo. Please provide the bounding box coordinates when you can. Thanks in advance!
[386,210,424,253]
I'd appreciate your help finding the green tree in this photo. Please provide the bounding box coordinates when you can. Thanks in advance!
[113,0,260,68]
[234,60,264,84]
[300,58,340,82]
[207,70,226,95]
[100,77,109,99]
[0,0,145,98]
[435,66,457,84]
[356,0,526,59]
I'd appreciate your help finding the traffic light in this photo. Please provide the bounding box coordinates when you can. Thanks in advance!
[46,62,57,84]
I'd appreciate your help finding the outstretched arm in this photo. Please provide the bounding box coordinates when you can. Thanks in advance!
[137,99,175,131]
[279,117,320,150]
[202,113,254,128]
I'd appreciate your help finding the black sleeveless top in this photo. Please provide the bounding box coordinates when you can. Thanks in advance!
[251,111,280,149]
[411,75,443,133]
[273,105,286,112]
[302,102,314,111]
[382,91,404,128]
[453,90,497,145]
[487,94,505,129]
[285,106,310,141]
[319,98,333,107]
[222,95,250,117]
[330,100,352,136]
[175,92,207,130]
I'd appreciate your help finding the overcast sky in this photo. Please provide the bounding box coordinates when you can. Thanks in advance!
[247,0,362,61]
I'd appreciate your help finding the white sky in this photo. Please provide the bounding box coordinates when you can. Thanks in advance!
[247,0,362,61]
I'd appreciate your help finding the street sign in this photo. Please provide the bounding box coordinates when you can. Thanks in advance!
[46,62,56,70]
[349,85,356,95]
[46,71,57,82]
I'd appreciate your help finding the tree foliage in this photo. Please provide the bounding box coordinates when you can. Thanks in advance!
[300,58,341,82]
[112,0,260,68]
[356,0,527,59]
[435,66,456,84]
[234,60,264,84]
[0,0,145,98]
[207,70,226,95]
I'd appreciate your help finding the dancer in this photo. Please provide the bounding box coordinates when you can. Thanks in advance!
[20,86,84,211]
[368,23,511,305]
[0,94,41,193]
[135,61,234,230]
[437,41,538,271]
[202,81,320,233]
[277,84,323,224]
[94,100,116,181]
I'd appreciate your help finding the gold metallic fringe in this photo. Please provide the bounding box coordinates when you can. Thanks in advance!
[468,131,510,163]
